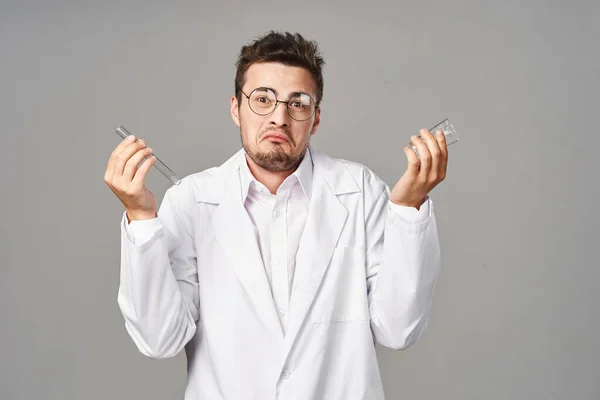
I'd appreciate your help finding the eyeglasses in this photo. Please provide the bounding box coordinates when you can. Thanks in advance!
[240,87,317,121]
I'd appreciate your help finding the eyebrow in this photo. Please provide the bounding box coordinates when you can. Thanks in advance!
[254,86,312,99]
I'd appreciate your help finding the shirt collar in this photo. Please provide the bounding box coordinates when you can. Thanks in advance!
[239,147,314,202]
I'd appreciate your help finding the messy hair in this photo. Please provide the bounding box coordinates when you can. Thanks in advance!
[234,31,325,106]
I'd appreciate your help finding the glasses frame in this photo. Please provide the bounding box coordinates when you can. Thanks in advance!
[240,87,318,122]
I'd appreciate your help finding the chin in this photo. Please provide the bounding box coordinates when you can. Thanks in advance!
[240,128,307,171]
[251,148,303,172]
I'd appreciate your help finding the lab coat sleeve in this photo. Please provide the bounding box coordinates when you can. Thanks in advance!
[117,182,199,359]
[387,197,430,224]
[365,171,441,350]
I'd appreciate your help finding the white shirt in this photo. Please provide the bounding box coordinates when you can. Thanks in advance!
[238,149,312,334]
[125,148,429,335]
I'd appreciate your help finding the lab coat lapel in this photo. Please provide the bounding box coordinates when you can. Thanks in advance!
[282,146,359,355]
[207,151,285,345]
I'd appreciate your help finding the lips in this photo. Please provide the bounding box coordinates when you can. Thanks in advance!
[262,132,289,143]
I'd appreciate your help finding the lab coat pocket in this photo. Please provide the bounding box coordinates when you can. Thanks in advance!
[311,246,370,324]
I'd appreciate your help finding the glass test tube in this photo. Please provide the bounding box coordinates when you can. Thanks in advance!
[410,118,459,160]
[115,125,181,186]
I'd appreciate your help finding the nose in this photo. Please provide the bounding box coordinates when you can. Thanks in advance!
[268,102,290,127]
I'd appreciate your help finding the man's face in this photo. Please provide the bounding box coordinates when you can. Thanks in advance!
[230,62,321,172]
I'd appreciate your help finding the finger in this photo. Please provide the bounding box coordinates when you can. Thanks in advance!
[419,129,443,180]
[105,135,136,182]
[112,139,147,180]
[403,146,420,177]
[420,129,442,155]
[114,135,137,156]
[410,134,431,177]
[123,146,154,182]
[434,129,448,158]
[131,155,157,188]
[434,129,448,179]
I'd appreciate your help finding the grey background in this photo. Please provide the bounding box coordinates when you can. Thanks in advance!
[1,0,598,399]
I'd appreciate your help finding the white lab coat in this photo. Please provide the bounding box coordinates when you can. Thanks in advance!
[117,145,441,400]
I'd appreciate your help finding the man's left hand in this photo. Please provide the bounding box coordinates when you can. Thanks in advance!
[390,129,448,210]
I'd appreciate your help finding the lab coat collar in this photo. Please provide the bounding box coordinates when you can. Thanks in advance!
[192,144,359,204]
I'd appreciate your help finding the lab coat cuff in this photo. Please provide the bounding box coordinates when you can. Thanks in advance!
[387,196,432,233]
[121,211,162,246]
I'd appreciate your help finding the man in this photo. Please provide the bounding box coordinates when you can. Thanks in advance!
[104,31,447,400]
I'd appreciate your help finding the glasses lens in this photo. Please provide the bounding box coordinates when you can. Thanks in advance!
[287,93,315,121]
[249,89,277,115]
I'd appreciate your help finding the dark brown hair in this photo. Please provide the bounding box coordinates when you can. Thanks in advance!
[234,31,325,107]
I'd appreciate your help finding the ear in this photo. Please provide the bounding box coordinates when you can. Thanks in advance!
[310,106,321,135]
[230,95,240,127]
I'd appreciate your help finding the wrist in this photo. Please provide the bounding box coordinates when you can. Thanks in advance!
[126,209,157,223]
[390,197,425,210]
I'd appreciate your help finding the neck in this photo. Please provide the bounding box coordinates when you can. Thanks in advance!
[245,154,297,195]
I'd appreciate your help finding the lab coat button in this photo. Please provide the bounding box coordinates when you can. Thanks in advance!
[281,371,290,379]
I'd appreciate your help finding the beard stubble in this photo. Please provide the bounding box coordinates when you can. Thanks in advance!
[240,125,308,172]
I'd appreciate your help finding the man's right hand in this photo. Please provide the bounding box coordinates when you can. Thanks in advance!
[104,135,158,223]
